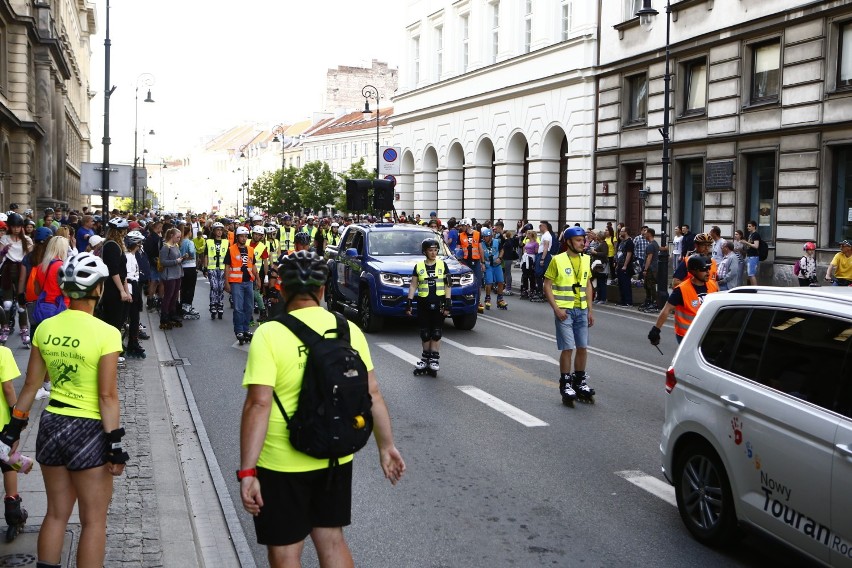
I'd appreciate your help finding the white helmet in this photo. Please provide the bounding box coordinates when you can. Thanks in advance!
[265,225,278,234]
[235,226,250,236]
[251,215,263,222]
[251,225,265,235]
[108,217,129,230]
[125,230,145,245]
[330,222,339,228]
[59,252,109,298]
[211,222,224,230]
[460,218,471,226]
[0,213,7,222]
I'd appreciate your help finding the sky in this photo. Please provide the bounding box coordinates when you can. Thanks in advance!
[89,1,407,165]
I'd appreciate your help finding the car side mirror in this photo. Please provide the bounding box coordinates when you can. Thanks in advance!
[345,248,359,258]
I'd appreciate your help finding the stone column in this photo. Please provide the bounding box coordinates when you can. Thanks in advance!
[35,59,54,200]
[413,169,438,216]
[527,157,560,224]
[437,166,463,219]
[463,163,492,220]
[494,160,524,223]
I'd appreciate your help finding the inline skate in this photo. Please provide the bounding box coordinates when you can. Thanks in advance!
[413,351,432,376]
[236,331,253,346]
[210,304,217,320]
[19,327,29,349]
[427,352,439,377]
[159,320,172,330]
[496,295,508,310]
[217,304,224,319]
[0,325,9,345]
[125,343,146,359]
[484,295,491,310]
[182,304,201,320]
[559,374,577,407]
[4,495,27,542]
[572,372,595,404]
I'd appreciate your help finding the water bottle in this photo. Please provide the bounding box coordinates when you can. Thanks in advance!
[4,452,32,474]
[0,440,10,463]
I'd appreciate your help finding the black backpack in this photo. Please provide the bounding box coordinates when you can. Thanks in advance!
[271,311,373,463]
[758,238,769,261]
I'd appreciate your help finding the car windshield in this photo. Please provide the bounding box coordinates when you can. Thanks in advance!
[367,230,448,256]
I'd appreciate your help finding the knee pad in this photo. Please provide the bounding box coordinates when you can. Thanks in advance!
[430,328,442,342]
[419,328,431,342]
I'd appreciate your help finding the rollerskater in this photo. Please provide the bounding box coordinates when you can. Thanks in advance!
[159,227,187,332]
[543,227,595,408]
[4,495,27,542]
[456,219,485,316]
[0,342,26,540]
[202,223,227,322]
[224,226,259,344]
[406,238,451,378]
[124,230,146,355]
[481,228,508,313]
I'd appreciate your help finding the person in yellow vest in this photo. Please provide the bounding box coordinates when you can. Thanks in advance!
[279,215,297,255]
[203,222,228,319]
[406,238,451,376]
[649,255,719,347]
[265,225,280,266]
[543,226,595,406]
[250,226,270,322]
[326,222,341,249]
[224,226,258,344]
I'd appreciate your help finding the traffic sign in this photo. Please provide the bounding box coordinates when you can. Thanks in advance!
[379,146,401,175]
[384,175,396,187]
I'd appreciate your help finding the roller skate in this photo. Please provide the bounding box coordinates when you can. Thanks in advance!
[4,495,27,542]
[0,325,9,345]
[427,351,439,377]
[484,295,491,310]
[217,304,224,319]
[19,327,29,349]
[138,324,150,340]
[243,330,253,342]
[159,320,172,330]
[477,302,484,313]
[182,304,201,320]
[559,373,577,407]
[497,295,507,310]
[125,344,146,359]
[210,304,217,319]
[169,317,183,328]
[572,371,595,404]
[413,351,431,376]
[236,332,247,345]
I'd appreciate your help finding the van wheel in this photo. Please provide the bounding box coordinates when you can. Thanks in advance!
[359,291,383,333]
[452,312,477,330]
[673,441,738,547]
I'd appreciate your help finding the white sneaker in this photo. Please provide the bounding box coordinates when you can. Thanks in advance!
[35,387,50,400]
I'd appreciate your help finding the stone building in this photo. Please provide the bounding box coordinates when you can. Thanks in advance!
[326,60,398,113]
[392,0,599,230]
[595,0,852,280]
[0,0,96,213]
[299,108,393,177]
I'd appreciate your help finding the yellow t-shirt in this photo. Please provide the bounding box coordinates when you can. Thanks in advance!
[242,306,374,472]
[0,347,20,428]
[831,252,852,279]
[32,310,123,420]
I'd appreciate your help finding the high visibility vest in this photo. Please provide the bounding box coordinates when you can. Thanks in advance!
[414,259,447,297]
[326,230,340,247]
[304,225,317,239]
[206,239,227,270]
[673,278,719,337]
[280,227,296,254]
[227,230,235,245]
[267,238,279,262]
[227,243,255,283]
[252,240,267,264]
[549,253,591,309]
[459,231,481,261]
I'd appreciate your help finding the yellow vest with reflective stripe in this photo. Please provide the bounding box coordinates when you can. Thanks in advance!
[280,227,296,253]
[550,253,591,309]
[414,259,447,297]
[252,240,267,263]
[206,239,227,270]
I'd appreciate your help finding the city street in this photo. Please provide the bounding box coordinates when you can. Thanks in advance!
[170,276,815,568]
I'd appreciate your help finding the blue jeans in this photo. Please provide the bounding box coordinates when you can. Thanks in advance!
[231,281,253,334]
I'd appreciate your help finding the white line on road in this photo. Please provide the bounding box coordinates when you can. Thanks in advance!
[376,343,422,366]
[615,470,677,507]
[456,386,548,427]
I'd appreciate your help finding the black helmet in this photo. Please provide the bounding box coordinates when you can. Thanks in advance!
[421,238,440,253]
[294,231,311,245]
[7,213,24,227]
[278,251,328,292]
[687,255,712,272]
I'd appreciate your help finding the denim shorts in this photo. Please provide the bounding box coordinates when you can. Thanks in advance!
[149,267,161,282]
[554,307,589,351]
[746,256,759,277]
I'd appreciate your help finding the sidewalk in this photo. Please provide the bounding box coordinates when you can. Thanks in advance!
[0,308,245,567]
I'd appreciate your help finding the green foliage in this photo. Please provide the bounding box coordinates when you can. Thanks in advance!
[334,158,374,212]
[247,171,278,213]
[297,161,340,214]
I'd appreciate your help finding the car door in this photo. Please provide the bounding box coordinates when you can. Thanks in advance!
[334,229,357,303]
[341,229,364,303]
[830,341,852,567]
[714,307,840,564]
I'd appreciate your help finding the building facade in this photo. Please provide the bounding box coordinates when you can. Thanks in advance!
[392,0,599,230]
[595,0,852,280]
[326,60,398,113]
[0,0,96,213]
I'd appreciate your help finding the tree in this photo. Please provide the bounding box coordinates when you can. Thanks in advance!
[297,161,340,214]
[279,166,301,214]
[335,158,374,212]
[248,171,279,213]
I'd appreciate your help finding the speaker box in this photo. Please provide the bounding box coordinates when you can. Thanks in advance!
[346,179,369,211]
[373,179,394,211]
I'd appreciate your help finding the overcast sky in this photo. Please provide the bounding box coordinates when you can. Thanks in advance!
[89,1,406,165]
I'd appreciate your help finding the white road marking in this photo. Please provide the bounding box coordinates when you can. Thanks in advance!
[376,343,422,365]
[615,470,677,507]
[456,386,548,427]
[441,337,560,365]
[232,340,249,353]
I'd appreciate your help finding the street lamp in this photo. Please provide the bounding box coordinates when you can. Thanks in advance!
[636,0,671,307]
[239,144,251,216]
[272,124,286,214]
[361,85,380,177]
[132,73,155,213]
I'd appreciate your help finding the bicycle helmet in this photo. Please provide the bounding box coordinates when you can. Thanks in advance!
[6,213,23,227]
[250,225,265,235]
[687,255,713,272]
[0,221,6,231]
[125,230,145,246]
[59,252,109,299]
[459,218,471,226]
[421,238,440,253]
[24,219,35,227]
[693,232,713,245]
[235,226,250,236]
[211,222,225,230]
[803,242,816,251]
[108,217,129,230]
[294,231,311,245]
[278,251,329,292]
[480,228,493,238]
[0,214,7,222]
[282,214,292,222]
[330,222,339,228]
[33,227,52,243]
[563,226,585,241]
[251,215,263,222]
[44,207,55,215]
[265,225,278,234]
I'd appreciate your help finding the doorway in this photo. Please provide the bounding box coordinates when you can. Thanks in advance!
[624,164,643,233]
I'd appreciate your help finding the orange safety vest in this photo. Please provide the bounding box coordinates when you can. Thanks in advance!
[227,230,235,245]
[227,242,255,283]
[459,231,481,261]
[673,278,719,337]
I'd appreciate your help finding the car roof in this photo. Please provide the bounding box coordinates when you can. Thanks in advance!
[725,285,852,307]
[353,223,436,233]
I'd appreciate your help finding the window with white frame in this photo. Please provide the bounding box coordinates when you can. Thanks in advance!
[524,0,533,53]
[296,156,300,168]
[342,144,347,158]
[684,58,707,113]
[491,1,500,63]
[412,35,420,84]
[626,73,648,124]
[435,25,443,79]
[626,0,642,21]
[461,13,470,71]
[364,142,370,156]
[750,40,781,103]
[353,142,358,157]
[839,21,852,88]
[561,1,572,41]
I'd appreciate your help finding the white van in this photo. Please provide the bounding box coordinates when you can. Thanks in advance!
[660,286,852,567]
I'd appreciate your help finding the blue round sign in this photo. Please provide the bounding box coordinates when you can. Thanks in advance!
[382,148,398,162]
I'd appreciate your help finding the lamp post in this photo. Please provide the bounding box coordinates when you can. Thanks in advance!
[361,85,381,178]
[636,0,671,306]
[132,73,155,213]
[239,144,251,216]
[272,124,286,214]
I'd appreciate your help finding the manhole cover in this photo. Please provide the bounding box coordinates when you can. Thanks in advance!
[0,553,37,567]
[160,359,185,367]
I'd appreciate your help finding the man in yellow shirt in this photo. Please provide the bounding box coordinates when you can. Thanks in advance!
[826,239,852,286]
[239,251,405,567]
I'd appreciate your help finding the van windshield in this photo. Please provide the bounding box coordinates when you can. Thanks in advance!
[367,230,448,256]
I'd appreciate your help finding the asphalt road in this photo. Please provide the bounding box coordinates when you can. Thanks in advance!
[170,276,817,568]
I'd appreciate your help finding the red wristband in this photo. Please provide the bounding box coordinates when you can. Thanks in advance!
[236,468,257,481]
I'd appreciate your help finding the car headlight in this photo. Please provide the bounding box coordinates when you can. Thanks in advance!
[379,272,405,287]
[459,273,474,286]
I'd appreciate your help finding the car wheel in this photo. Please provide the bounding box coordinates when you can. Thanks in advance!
[452,312,477,330]
[359,290,383,333]
[673,441,738,547]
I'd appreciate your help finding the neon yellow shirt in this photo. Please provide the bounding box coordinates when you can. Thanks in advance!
[0,347,20,428]
[242,306,373,472]
[32,310,123,420]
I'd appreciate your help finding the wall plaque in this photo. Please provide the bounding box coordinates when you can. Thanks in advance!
[705,161,734,190]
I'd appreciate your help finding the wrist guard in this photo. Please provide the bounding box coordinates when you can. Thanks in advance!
[105,428,129,465]
[443,299,452,312]
[0,416,27,448]
[407,297,413,311]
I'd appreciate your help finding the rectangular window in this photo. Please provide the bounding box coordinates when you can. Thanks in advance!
[435,25,443,79]
[747,152,776,243]
[751,40,781,103]
[626,0,642,20]
[352,143,358,157]
[561,2,573,41]
[839,21,852,88]
[461,14,469,71]
[364,142,370,156]
[413,35,420,84]
[626,73,648,123]
[296,156,300,168]
[524,0,533,53]
[679,159,704,230]
[684,59,707,112]
[832,146,852,245]
[491,2,500,63]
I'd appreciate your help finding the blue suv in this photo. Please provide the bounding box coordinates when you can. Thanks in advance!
[325,223,479,332]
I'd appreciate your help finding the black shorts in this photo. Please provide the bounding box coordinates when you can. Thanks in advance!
[253,462,353,546]
[417,301,444,330]
[36,411,108,471]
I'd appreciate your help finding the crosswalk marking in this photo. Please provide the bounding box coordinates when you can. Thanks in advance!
[456,386,548,427]
[615,470,677,507]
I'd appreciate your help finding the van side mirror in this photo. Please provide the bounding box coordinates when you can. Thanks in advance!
[345,248,359,258]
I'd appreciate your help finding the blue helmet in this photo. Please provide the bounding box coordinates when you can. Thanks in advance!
[480,228,492,237]
[563,226,585,241]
